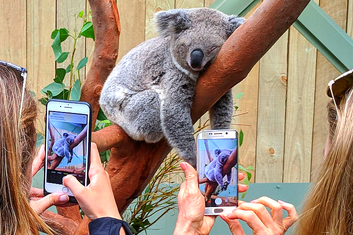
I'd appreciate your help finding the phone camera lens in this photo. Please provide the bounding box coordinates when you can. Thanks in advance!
[226,132,228,135]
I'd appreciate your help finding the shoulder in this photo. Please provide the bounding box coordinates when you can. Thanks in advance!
[89,217,133,235]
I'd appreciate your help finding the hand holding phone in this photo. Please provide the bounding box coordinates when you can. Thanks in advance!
[44,100,92,203]
[63,143,122,220]
[197,129,238,215]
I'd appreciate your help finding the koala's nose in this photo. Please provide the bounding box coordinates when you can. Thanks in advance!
[190,49,204,70]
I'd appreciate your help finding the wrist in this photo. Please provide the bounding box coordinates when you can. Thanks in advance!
[173,218,201,235]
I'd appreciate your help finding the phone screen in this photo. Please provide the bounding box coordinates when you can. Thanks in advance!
[197,130,238,214]
[45,110,89,187]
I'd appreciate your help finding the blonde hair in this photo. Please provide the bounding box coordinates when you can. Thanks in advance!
[294,88,353,234]
[0,64,53,234]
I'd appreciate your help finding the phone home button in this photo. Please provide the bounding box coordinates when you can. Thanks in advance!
[214,209,224,213]
[62,187,70,193]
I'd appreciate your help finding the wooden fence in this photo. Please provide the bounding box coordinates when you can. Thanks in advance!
[0,0,352,183]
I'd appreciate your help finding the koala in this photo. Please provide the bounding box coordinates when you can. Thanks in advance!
[205,149,232,191]
[99,8,245,167]
[52,132,76,164]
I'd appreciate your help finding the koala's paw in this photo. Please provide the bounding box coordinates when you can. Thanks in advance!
[67,156,72,164]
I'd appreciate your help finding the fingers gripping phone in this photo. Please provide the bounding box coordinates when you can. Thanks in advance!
[196,129,238,215]
[44,99,92,203]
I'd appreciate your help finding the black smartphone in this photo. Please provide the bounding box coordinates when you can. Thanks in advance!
[196,129,238,215]
[44,99,92,203]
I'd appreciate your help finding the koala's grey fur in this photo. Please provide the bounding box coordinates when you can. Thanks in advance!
[205,149,232,191]
[52,132,76,164]
[99,8,244,167]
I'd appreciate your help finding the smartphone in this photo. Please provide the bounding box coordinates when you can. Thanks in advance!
[196,129,238,215]
[44,99,92,202]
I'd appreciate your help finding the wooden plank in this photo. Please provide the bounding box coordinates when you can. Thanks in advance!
[176,0,204,8]
[57,0,87,81]
[311,0,347,176]
[205,0,216,7]
[27,0,56,133]
[116,0,146,61]
[27,1,56,95]
[348,0,353,38]
[283,26,317,183]
[228,2,260,183]
[255,32,288,183]
[0,0,26,66]
[233,63,259,183]
[145,0,174,40]
[85,3,95,78]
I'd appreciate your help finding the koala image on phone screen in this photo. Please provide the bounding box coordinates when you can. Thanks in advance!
[205,149,232,191]
[52,133,76,164]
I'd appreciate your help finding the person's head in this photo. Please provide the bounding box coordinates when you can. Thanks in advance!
[294,71,353,235]
[0,62,51,234]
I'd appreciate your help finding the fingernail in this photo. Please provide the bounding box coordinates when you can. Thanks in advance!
[59,194,68,202]
[250,199,258,203]
[278,200,286,204]
[180,162,187,170]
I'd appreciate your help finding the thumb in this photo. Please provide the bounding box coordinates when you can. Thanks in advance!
[63,175,84,196]
[30,193,69,215]
[180,162,199,191]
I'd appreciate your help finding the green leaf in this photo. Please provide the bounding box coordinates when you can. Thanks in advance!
[78,11,84,18]
[81,21,95,40]
[36,133,44,148]
[57,52,69,63]
[144,204,153,213]
[97,108,108,121]
[239,129,244,146]
[47,90,53,99]
[58,28,70,42]
[235,106,239,110]
[129,226,137,234]
[77,57,88,70]
[51,28,70,61]
[55,68,66,83]
[70,79,81,101]
[41,82,64,97]
[66,64,72,73]
[51,32,62,60]
[51,29,59,39]
[236,92,244,99]
[38,97,49,106]
[29,90,36,98]
[55,89,70,100]
[246,166,255,171]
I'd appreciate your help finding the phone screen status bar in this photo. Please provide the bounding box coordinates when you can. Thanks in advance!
[49,111,87,124]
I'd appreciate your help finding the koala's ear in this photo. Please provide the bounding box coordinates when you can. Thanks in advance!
[214,149,221,156]
[227,15,245,37]
[155,9,191,37]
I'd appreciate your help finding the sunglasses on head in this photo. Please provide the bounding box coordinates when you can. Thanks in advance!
[327,69,353,114]
[0,60,27,117]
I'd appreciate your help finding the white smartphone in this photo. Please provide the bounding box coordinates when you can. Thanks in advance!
[196,129,238,215]
[44,99,92,203]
